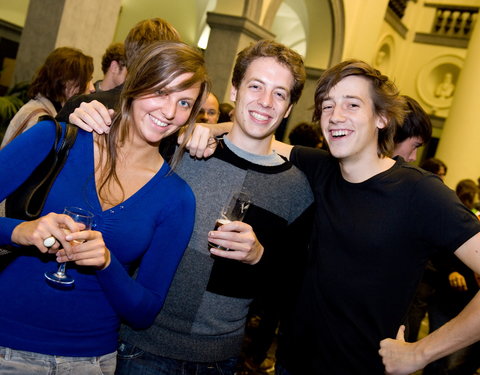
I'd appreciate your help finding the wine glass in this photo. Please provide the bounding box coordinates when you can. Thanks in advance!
[207,191,251,251]
[44,206,94,286]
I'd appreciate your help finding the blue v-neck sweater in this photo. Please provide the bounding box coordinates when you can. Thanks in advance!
[0,120,195,356]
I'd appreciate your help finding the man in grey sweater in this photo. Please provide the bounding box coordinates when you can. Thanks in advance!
[69,40,313,375]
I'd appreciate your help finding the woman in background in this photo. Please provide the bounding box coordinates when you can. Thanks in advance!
[1,46,94,147]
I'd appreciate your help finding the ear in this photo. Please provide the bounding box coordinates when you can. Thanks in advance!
[376,113,388,129]
[283,104,293,119]
[230,86,238,102]
[110,60,120,73]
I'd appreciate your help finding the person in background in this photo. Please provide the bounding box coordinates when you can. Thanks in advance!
[422,179,480,375]
[1,47,94,147]
[420,158,448,181]
[218,101,234,123]
[288,121,324,149]
[391,95,433,344]
[56,17,181,124]
[94,42,127,92]
[195,92,220,124]
[392,95,432,163]
[0,40,207,374]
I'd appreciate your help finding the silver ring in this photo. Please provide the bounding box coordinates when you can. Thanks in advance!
[43,236,56,248]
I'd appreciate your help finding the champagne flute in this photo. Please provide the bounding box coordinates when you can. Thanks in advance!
[208,192,251,250]
[44,207,94,286]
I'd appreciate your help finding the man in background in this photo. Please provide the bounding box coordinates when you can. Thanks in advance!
[94,42,127,92]
[196,92,220,124]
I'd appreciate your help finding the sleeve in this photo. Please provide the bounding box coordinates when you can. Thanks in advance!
[55,94,88,122]
[411,175,480,255]
[95,184,196,329]
[0,121,57,245]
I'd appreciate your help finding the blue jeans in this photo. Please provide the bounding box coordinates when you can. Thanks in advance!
[0,346,116,374]
[115,341,238,375]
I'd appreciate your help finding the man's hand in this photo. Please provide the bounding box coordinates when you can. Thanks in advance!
[379,325,427,375]
[449,271,468,291]
[208,221,264,265]
[68,100,114,134]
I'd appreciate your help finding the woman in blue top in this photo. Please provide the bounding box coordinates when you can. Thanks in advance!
[0,41,208,374]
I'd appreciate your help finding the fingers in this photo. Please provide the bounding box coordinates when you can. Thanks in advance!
[68,100,113,134]
[396,325,406,341]
[57,230,110,269]
[11,213,75,256]
[208,222,264,264]
[184,123,217,158]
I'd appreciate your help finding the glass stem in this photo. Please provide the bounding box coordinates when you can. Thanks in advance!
[57,262,67,276]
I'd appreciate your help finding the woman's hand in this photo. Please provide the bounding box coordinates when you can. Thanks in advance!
[11,212,82,257]
[11,212,111,269]
[56,230,111,270]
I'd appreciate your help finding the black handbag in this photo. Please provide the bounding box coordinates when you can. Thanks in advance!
[5,115,78,220]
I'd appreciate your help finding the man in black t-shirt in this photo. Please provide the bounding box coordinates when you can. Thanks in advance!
[268,60,480,375]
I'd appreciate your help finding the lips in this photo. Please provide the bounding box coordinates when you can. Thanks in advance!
[149,114,169,127]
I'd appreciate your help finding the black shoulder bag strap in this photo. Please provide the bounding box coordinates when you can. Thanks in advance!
[5,115,78,220]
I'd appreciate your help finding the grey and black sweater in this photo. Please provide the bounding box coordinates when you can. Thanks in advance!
[120,138,314,362]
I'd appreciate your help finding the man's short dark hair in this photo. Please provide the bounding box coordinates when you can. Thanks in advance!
[394,95,432,145]
[101,43,126,74]
[289,122,322,147]
[420,158,447,175]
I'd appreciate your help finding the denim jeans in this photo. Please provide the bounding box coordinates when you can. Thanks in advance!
[116,341,238,375]
[0,346,116,374]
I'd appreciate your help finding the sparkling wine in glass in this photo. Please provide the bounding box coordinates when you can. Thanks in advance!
[44,207,94,287]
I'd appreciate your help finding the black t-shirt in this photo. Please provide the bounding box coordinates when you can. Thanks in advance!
[278,146,480,374]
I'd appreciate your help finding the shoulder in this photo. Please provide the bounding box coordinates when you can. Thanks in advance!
[161,164,196,205]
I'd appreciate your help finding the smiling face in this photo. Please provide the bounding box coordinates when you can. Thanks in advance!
[320,75,386,164]
[131,72,200,145]
[229,57,293,154]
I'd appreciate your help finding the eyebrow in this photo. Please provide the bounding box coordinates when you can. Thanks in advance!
[248,77,290,93]
[323,94,365,102]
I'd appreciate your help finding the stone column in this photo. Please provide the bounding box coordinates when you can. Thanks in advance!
[205,12,275,102]
[435,22,480,189]
[14,0,121,85]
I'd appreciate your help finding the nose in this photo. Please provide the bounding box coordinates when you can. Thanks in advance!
[162,97,176,120]
[330,105,345,122]
[258,91,273,108]
[196,110,207,123]
[87,80,95,94]
[408,149,418,162]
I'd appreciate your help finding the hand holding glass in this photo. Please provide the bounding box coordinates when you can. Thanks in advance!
[208,192,251,250]
[44,207,94,286]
